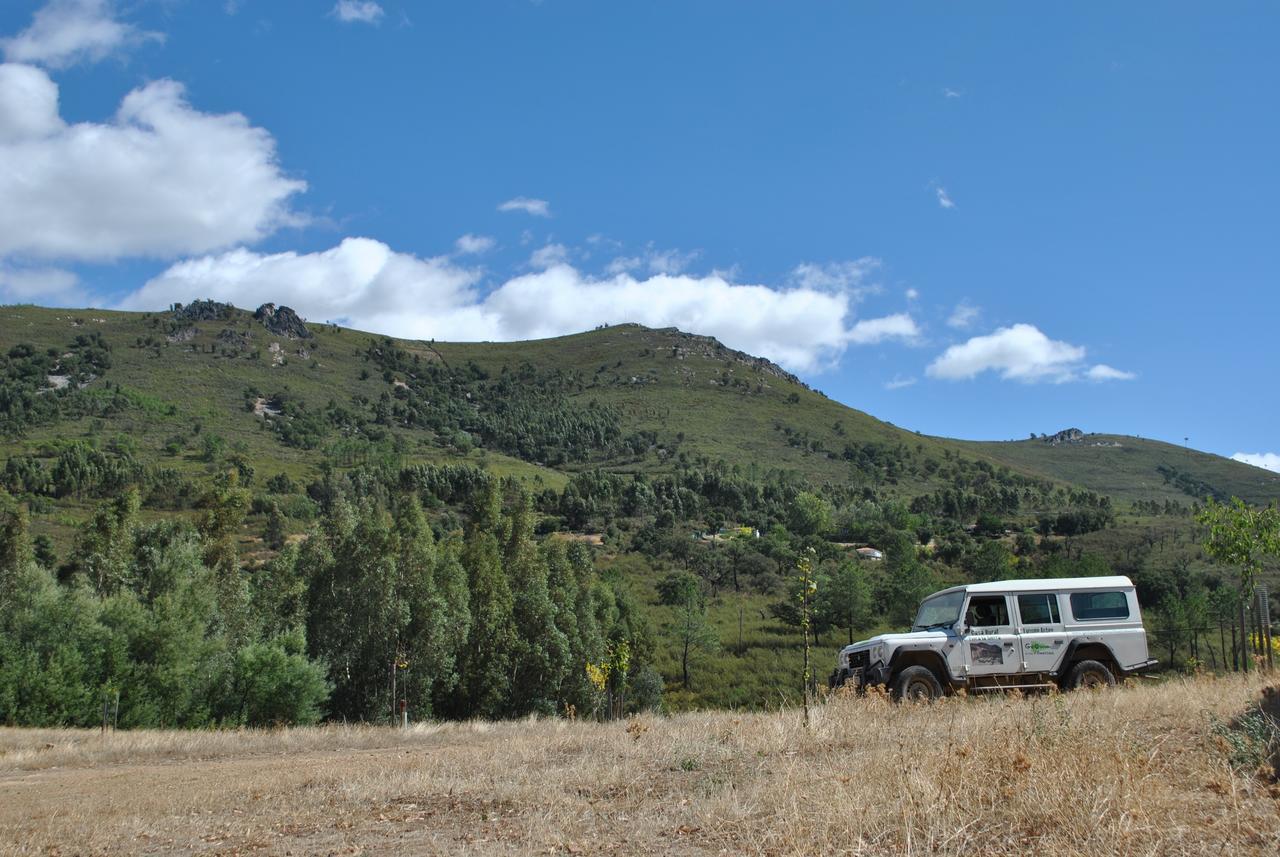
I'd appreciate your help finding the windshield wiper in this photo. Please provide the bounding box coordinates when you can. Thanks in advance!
[914,621,955,632]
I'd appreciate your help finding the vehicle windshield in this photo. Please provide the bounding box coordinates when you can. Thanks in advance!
[912,591,965,630]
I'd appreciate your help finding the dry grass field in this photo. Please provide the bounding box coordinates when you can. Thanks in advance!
[2,676,1278,856]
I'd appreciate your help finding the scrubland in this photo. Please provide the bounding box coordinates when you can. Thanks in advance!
[1,675,1277,856]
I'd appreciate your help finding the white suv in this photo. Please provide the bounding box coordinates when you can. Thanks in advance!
[830,576,1157,700]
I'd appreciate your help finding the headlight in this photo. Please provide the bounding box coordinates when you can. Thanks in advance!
[870,644,886,664]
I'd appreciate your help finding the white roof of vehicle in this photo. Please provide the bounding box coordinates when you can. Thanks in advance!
[933,576,1134,597]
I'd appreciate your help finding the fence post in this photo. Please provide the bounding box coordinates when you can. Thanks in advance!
[1239,596,1250,673]
[1259,585,1273,672]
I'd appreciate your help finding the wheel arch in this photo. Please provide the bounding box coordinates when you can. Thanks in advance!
[1059,640,1121,675]
[887,648,954,688]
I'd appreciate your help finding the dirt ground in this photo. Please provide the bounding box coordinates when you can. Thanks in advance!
[2,675,1278,856]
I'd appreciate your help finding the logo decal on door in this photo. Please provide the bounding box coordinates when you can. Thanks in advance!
[970,641,1003,665]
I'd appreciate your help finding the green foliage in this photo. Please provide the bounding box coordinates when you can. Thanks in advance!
[228,633,330,726]
[1196,497,1280,590]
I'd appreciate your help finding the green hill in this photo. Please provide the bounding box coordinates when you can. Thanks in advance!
[3,300,1277,717]
[5,303,1273,518]
[960,433,1280,507]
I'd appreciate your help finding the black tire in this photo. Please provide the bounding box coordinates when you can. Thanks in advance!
[891,666,943,702]
[1065,659,1116,690]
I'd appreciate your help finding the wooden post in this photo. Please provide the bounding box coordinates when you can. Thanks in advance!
[1254,586,1271,671]
[1261,585,1274,671]
[798,548,816,729]
[1239,595,1250,673]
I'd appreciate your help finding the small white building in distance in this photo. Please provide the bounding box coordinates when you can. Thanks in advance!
[856,547,884,561]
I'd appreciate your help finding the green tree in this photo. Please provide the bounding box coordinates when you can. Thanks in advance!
[788,492,833,538]
[454,482,515,718]
[505,493,570,715]
[73,487,141,596]
[264,502,286,551]
[303,499,401,720]
[1196,497,1280,671]
[228,631,330,726]
[664,571,717,689]
[392,496,451,718]
[819,560,872,645]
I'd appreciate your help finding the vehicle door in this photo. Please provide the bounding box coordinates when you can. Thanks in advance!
[1014,592,1067,674]
[961,595,1020,677]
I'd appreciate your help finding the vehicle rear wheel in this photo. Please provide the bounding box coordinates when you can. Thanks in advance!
[891,666,943,702]
[1066,659,1116,690]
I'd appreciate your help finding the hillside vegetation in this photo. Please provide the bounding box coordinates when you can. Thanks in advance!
[2,301,1278,719]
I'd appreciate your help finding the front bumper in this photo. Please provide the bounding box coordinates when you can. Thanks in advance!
[829,662,890,690]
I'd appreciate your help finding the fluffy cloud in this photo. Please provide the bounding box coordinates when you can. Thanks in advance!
[1,1,159,69]
[935,187,956,209]
[498,196,551,217]
[0,64,305,262]
[454,234,495,255]
[1231,452,1280,473]
[529,243,569,269]
[926,324,1130,383]
[331,2,384,24]
[0,264,86,305]
[121,238,912,373]
[847,313,920,345]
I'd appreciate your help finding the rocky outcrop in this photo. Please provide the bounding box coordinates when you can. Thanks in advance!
[1043,428,1085,445]
[254,304,312,339]
[171,299,234,322]
[659,328,805,388]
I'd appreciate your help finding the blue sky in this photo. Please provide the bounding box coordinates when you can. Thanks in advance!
[1,1,1277,468]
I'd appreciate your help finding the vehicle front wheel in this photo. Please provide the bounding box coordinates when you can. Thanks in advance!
[891,666,943,702]
[1065,659,1116,690]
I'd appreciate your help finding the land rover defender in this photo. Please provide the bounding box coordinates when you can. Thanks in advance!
[830,576,1157,700]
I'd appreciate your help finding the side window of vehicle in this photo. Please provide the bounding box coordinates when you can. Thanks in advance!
[1017,593,1061,625]
[965,596,1009,628]
[1069,591,1130,621]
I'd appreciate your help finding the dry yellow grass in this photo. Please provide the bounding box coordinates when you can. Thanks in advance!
[1,675,1277,856]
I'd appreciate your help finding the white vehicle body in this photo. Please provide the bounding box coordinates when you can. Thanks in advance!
[831,576,1156,697]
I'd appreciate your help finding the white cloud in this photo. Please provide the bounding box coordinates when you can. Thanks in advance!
[905,288,920,301]
[927,324,1090,383]
[788,259,882,295]
[943,88,963,98]
[498,196,551,217]
[529,243,569,269]
[331,2,384,24]
[0,64,305,262]
[884,375,917,391]
[606,243,699,277]
[847,313,920,345]
[947,301,980,329]
[1085,364,1136,382]
[121,238,904,373]
[454,234,495,255]
[1,1,160,69]
[935,186,956,209]
[1231,452,1280,474]
[0,264,86,305]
